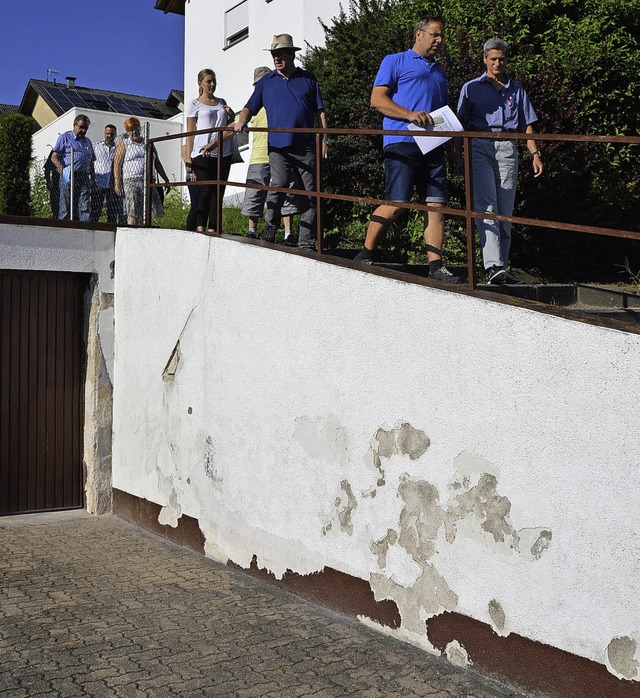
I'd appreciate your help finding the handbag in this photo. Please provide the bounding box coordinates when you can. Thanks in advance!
[229,136,244,164]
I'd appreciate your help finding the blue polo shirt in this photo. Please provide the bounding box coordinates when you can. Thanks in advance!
[52,130,95,173]
[373,49,448,147]
[457,74,538,132]
[245,68,324,150]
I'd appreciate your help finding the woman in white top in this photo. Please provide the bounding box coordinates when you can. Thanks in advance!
[184,69,235,233]
[114,116,169,225]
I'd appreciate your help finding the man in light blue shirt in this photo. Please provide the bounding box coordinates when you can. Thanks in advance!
[354,15,463,284]
[51,114,96,221]
[457,38,543,284]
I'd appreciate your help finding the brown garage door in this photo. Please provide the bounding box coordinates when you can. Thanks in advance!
[0,270,87,515]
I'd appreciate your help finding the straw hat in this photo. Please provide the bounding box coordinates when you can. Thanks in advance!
[253,66,271,84]
[265,34,301,52]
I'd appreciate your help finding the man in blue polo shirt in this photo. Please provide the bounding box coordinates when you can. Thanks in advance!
[234,33,328,250]
[354,16,463,284]
[51,114,96,221]
[457,38,543,284]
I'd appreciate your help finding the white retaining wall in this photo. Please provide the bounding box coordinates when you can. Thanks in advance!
[112,228,640,681]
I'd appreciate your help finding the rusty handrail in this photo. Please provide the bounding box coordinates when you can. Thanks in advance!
[149,125,640,290]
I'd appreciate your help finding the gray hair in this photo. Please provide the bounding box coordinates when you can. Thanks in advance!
[414,16,444,40]
[483,38,508,56]
[74,114,91,127]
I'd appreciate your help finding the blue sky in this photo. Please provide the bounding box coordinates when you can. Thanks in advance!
[0,0,184,107]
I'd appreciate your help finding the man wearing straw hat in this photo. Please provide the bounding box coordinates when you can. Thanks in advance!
[240,66,301,245]
[235,34,328,250]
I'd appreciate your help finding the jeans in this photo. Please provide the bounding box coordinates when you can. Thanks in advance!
[266,148,316,249]
[471,138,518,269]
[58,172,91,221]
[90,186,125,224]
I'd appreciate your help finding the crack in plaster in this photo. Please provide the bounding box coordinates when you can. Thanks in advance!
[203,435,221,483]
[162,341,181,382]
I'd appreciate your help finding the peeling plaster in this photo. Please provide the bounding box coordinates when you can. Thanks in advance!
[346,437,551,649]
[161,307,197,385]
[445,473,517,546]
[371,529,398,568]
[322,480,358,536]
[607,635,640,681]
[397,477,444,564]
[488,599,507,635]
[337,480,357,534]
[357,615,436,654]
[365,422,430,489]
[293,415,349,465]
[529,529,553,560]
[371,567,458,636]
[158,488,182,528]
[445,640,471,668]
[162,340,181,382]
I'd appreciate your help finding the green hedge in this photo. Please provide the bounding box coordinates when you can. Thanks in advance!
[0,114,36,216]
[303,0,640,279]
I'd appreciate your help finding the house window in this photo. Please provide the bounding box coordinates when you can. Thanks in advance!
[224,1,249,48]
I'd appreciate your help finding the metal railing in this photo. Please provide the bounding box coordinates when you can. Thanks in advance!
[148,125,640,290]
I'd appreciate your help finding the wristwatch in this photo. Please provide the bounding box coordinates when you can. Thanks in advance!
[531,150,542,158]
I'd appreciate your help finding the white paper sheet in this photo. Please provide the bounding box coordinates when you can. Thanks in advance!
[407,105,463,154]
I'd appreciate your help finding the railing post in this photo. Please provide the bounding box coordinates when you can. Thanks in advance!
[463,134,476,290]
[144,122,152,227]
[69,148,75,222]
[216,127,222,235]
[315,132,323,254]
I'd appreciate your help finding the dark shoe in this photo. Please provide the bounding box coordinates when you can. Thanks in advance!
[354,248,376,265]
[283,235,297,247]
[261,225,276,243]
[430,265,465,284]
[487,266,508,285]
[503,270,524,285]
[247,231,257,239]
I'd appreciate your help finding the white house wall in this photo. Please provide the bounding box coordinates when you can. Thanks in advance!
[183,0,344,202]
[112,228,640,685]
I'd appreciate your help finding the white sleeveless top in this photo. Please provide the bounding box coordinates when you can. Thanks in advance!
[122,138,146,180]
[186,98,232,159]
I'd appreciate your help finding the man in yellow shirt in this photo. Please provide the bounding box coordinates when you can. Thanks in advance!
[240,66,299,244]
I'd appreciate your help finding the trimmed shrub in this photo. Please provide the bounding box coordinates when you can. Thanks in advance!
[0,114,36,216]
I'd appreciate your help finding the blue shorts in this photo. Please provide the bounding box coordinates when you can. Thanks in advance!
[383,142,447,204]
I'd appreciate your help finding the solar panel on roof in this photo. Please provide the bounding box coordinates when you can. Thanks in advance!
[68,94,88,106]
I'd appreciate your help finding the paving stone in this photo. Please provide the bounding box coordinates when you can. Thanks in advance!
[0,513,528,697]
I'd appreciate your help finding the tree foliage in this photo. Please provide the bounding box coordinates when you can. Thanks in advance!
[0,114,36,216]
[303,0,640,278]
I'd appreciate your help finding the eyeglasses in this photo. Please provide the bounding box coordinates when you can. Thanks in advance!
[421,30,444,38]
